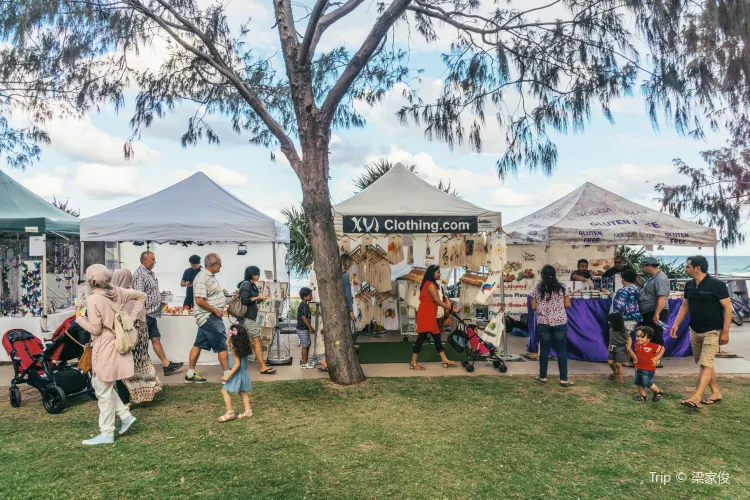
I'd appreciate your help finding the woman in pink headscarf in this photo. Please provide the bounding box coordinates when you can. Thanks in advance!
[113,269,163,405]
[76,264,146,446]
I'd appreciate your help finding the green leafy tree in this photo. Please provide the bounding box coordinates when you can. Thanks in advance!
[655,1,750,248]
[52,197,80,218]
[282,205,312,277]
[0,0,727,384]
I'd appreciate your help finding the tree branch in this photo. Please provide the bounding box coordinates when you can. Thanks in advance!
[308,0,367,61]
[298,0,329,65]
[320,0,412,124]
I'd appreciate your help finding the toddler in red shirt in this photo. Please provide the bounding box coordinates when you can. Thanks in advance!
[633,326,665,402]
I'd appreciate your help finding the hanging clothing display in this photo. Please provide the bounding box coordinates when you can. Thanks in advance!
[382,298,399,331]
[451,237,466,268]
[484,235,493,268]
[20,260,42,316]
[490,232,507,272]
[387,235,404,264]
[475,272,502,306]
[339,238,351,256]
[407,245,414,265]
[438,240,451,268]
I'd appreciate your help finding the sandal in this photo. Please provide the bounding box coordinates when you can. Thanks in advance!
[260,368,277,375]
[681,400,703,410]
[608,374,615,382]
[217,411,236,422]
[700,397,722,405]
[559,381,576,387]
[653,391,664,402]
[535,377,547,384]
[634,395,648,402]
[442,361,459,368]
[238,410,253,419]
[409,363,426,371]
[318,366,329,372]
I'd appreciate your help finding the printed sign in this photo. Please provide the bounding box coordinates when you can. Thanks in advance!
[29,236,46,257]
[343,215,478,234]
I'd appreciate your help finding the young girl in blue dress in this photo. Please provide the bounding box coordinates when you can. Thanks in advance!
[218,324,254,422]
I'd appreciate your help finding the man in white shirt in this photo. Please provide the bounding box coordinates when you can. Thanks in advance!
[185,253,229,383]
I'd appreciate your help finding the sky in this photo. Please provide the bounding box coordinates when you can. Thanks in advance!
[3,0,748,257]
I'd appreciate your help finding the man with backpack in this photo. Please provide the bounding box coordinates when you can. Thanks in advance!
[185,253,230,383]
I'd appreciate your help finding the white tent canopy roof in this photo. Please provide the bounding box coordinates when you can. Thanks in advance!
[332,163,501,233]
[81,172,289,243]
[505,182,717,247]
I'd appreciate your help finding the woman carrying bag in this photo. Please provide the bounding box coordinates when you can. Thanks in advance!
[76,264,147,446]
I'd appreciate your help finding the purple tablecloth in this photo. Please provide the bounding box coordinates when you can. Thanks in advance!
[526,297,692,362]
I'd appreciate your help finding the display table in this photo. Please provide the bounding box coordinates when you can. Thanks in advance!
[0,317,45,362]
[526,297,692,362]
[46,308,76,334]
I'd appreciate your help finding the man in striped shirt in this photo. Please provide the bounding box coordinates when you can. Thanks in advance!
[133,251,184,376]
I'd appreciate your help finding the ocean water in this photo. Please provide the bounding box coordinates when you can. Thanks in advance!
[659,256,750,275]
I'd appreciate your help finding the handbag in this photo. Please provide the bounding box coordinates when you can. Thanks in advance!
[65,330,93,374]
[227,281,249,318]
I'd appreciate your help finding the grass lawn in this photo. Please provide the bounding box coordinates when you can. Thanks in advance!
[1,375,749,499]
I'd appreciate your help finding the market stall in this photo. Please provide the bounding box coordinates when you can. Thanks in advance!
[503,182,718,359]
[302,163,507,362]
[1,171,80,361]
[80,172,290,365]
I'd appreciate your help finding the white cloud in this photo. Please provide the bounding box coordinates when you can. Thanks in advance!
[75,164,143,199]
[584,163,679,207]
[54,166,70,177]
[366,147,498,195]
[333,178,356,198]
[43,116,159,165]
[171,163,249,187]
[493,186,537,207]
[22,174,65,200]
[538,183,577,203]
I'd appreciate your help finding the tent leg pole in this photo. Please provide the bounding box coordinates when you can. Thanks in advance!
[500,275,507,362]
[713,246,719,278]
[42,235,48,331]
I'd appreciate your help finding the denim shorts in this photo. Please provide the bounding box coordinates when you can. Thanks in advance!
[146,316,161,339]
[194,316,228,353]
[297,329,311,348]
[634,369,655,388]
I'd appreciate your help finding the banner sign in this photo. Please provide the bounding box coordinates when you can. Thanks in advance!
[343,215,477,234]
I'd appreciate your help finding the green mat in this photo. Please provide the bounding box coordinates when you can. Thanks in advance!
[355,340,465,364]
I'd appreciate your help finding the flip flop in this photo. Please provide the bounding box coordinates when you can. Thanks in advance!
[559,381,576,387]
[260,368,277,375]
[535,377,548,384]
[700,398,722,405]
[681,400,703,410]
[318,366,329,372]
[634,395,648,402]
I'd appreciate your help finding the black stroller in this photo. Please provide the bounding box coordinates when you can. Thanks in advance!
[3,316,95,414]
[447,312,508,373]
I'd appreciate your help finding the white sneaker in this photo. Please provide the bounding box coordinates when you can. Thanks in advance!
[301,362,316,369]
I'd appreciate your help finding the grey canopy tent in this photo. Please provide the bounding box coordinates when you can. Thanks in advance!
[0,170,80,235]
[332,163,501,234]
[81,172,289,243]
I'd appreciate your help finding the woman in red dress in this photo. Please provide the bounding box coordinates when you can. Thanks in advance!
[410,265,459,370]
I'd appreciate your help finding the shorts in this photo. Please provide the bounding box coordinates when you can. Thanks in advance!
[146,316,161,340]
[194,316,228,353]
[240,318,261,339]
[691,329,720,368]
[623,320,638,334]
[634,369,655,388]
[608,346,628,364]
[297,329,311,348]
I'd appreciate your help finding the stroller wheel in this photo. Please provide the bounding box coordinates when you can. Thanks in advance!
[461,361,469,368]
[9,386,21,408]
[499,365,508,374]
[466,365,475,373]
[403,336,409,342]
[42,386,66,414]
[492,360,501,369]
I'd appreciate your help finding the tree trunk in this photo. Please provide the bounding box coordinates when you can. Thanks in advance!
[299,146,366,386]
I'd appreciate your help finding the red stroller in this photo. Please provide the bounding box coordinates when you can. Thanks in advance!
[447,312,508,373]
[3,316,95,414]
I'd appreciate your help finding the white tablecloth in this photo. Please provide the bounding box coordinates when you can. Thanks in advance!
[46,308,76,334]
[0,317,44,362]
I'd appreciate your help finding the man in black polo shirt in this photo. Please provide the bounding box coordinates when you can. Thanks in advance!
[602,255,635,278]
[670,255,731,409]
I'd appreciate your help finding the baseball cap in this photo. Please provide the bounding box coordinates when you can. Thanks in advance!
[640,257,659,266]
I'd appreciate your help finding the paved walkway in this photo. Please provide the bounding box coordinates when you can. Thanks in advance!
[2,325,749,386]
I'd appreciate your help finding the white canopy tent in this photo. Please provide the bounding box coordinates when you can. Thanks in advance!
[81,172,289,243]
[333,163,501,234]
[506,182,717,247]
